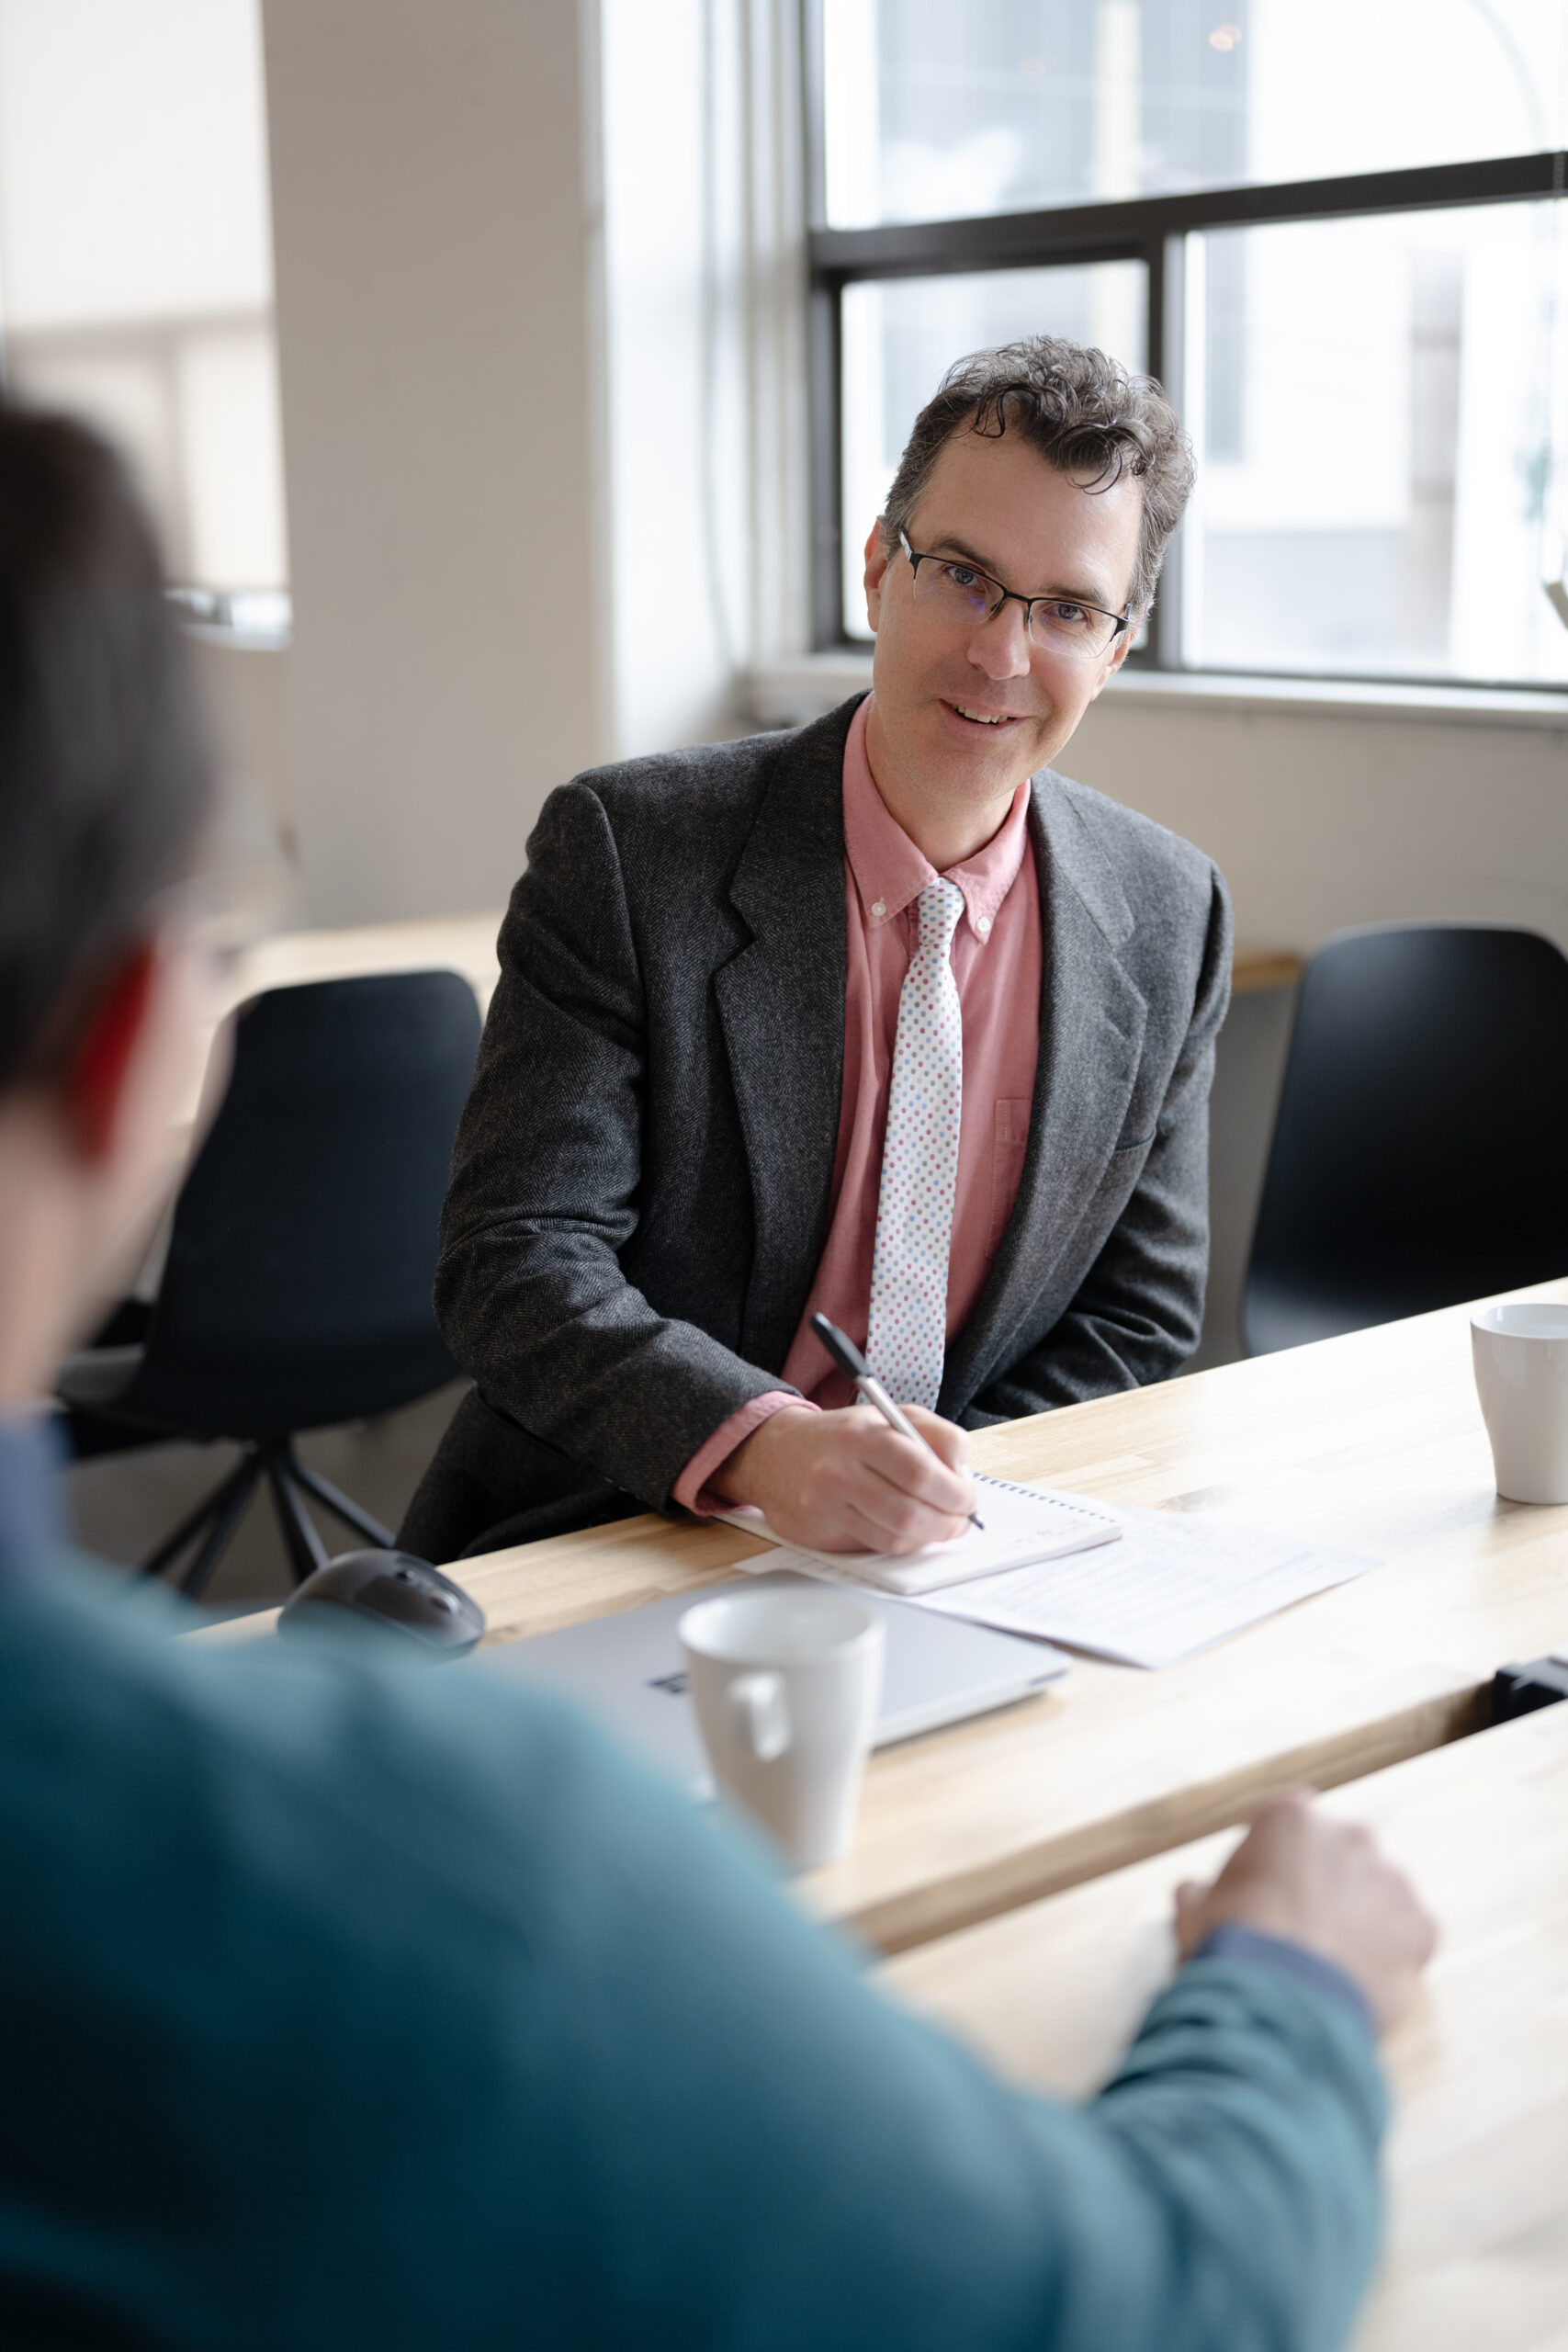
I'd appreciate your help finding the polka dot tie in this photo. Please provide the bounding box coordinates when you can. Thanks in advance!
[864,879,965,1412]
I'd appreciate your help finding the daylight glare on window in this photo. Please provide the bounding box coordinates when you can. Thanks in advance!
[823,0,1568,686]
[1187,202,1568,684]
[0,0,287,605]
[823,0,1568,228]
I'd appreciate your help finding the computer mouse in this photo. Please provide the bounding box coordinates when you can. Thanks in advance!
[278,1550,486,1659]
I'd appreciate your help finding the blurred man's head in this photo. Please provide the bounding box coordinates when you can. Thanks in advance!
[861,337,1192,850]
[0,405,217,1404]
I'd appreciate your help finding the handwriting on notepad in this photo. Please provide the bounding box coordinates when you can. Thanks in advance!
[716,1476,1121,1596]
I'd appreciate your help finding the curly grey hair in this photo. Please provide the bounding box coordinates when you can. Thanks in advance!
[880,335,1194,616]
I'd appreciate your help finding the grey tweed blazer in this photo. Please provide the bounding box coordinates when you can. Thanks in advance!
[400,695,1233,1562]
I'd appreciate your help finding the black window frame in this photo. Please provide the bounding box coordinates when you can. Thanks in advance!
[804,2,1568,691]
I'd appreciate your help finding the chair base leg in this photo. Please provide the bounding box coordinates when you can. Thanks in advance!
[285,1450,395,1549]
[175,1458,265,1600]
[137,1435,397,1596]
[264,1444,331,1585]
[139,1453,260,1589]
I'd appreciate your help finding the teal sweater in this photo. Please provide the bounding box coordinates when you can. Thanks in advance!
[0,1546,1385,2346]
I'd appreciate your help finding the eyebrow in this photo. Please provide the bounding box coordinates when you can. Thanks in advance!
[926,530,1119,613]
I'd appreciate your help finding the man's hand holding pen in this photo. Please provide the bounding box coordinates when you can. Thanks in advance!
[711,1401,977,1555]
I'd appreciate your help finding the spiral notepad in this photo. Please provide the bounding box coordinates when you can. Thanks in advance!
[715,1475,1122,1597]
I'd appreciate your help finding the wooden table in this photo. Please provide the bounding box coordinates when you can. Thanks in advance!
[1232,944,1302,994]
[224,910,503,1018]
[213,1276,1568,1957]
[882,1700,1568,2352]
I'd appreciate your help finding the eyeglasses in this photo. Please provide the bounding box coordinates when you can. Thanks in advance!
[897,529,1130,660]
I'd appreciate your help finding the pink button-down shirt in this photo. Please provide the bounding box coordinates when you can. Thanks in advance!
[673,695,1043,1510]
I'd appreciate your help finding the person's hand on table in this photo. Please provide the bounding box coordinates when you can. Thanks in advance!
[1174,1792,1438,2036]
[712,1402,976,1555]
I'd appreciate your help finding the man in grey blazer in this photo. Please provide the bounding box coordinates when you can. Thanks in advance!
[403,335,1231,1563]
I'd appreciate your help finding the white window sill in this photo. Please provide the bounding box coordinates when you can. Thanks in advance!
[1100,666,1568,729]
[170,588,291,652]
[742,653,1568,733]
[183,619,291,652]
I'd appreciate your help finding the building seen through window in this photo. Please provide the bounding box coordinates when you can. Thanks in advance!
[0,0,288,632]
[1188,200,1564,681]
[821,0,1568,688]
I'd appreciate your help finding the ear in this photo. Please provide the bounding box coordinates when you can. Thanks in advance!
[63,942,159,1163]
[1089,616,1139,702]
[863,523,893,634]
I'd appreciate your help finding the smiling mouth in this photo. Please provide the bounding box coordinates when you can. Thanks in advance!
[947,700,1022,729]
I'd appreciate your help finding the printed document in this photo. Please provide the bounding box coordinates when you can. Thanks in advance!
[914,1502,1373,1668]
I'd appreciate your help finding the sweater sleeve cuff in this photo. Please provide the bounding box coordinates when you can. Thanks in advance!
[671,1394,818,1515]
[1192,1925,1376,2040]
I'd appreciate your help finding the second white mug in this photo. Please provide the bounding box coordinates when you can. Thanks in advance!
[1472,1301,1568,1505]
[679,1587,885,1868]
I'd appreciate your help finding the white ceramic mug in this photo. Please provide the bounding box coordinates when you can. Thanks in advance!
[1471,1303,1568,1505]
[678,1588,886,1867]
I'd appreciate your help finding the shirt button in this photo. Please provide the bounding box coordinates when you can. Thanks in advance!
[976,914,992,936]
[870,899,886,919]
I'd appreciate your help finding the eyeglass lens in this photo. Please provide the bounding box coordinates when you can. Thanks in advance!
[911,557,1119,655]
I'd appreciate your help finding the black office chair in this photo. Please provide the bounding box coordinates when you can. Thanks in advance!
[58,969,482,1594]
[1242,923,1568,1356]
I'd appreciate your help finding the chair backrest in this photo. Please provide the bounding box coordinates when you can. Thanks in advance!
[1243,923,1568,1356]
[139,969,482,1436]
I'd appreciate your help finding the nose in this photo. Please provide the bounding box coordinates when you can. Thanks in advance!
[969,595,1033,682]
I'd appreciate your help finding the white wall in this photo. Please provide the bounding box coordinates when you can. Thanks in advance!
[599,0,808,763]
[186,635,294,869]
[1067,689,1568,957]
[260,0,610,924]
[600,0,731,758]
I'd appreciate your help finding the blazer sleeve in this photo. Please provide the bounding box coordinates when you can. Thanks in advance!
[966,860,1234,1424]
[433,781,795,1508]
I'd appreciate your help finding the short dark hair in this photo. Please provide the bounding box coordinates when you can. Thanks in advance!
[880,335,1194,616]
[0,404,213,1093]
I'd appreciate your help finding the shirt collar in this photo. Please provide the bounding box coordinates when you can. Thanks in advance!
[0,1412,69,1587]
[841,693,1032,946]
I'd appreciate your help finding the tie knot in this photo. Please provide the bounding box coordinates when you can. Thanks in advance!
[915,878,965,954]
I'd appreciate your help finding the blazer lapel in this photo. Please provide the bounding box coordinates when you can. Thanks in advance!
[941,772,1148,1412]
[716,698,863,1372]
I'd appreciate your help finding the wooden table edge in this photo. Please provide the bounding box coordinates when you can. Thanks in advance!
[839,1680,1484,1952]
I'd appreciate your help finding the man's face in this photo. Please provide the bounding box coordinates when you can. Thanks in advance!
[862,424,1143,812]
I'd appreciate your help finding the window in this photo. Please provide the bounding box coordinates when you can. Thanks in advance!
[810,0,1568,689]
[0,0,288,629]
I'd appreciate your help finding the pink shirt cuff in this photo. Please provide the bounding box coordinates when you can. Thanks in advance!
[672,1392,817,1515]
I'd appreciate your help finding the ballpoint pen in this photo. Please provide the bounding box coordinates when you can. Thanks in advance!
[809,1311,986,1532]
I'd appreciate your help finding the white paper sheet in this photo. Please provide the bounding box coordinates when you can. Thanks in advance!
[914,1502,1374,1669]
